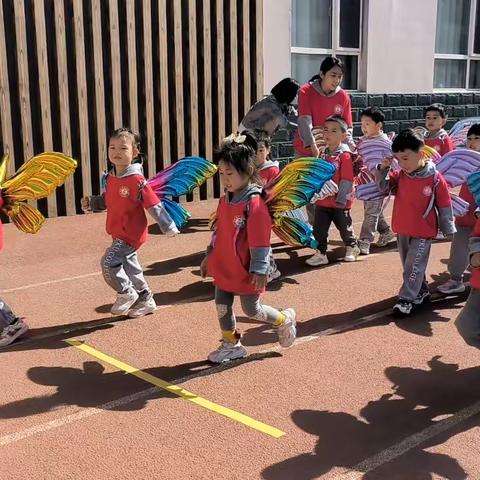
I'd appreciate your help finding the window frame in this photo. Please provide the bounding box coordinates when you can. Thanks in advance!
[290,0,363,91]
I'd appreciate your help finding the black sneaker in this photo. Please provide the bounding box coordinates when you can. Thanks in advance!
[414,289,431,305]
[393,299,413,315]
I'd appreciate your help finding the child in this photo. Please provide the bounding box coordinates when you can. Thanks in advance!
[238,77,300,137]
[438,124,480,294]
[81,128,179,318]
[357,107,396,255]
[376,129,456,315]
[306,115,360,266]
[424,103,454,156]
[455,214,480,347]
[200,135,296,363]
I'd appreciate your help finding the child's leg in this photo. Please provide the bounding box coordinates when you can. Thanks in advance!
[313,207,332,254]
[376,209,391,235]
[447,225,472,281]
[332,209,357,247]
[0,297,17,329]
[455,289,480,348]
[359,200,381,243]
[123,250,151,296]
[101,239,136,293]
[215,288,237,341]
[0,297,28,347]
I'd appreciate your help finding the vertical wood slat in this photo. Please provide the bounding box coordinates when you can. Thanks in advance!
[126,0,138,133]
[109,0,122,128]
[216,0,225,143]
[202,0,213,198]
[255,0,264,102]
[142,0,156,177]
[0,0,15,176]
[91,0,107,182]
[34,0,57,216]
[73,0,91,197]
[242,0,251,117]
[229,0,238,132]
[173,1,184,159]
[158,0,171,168]
[54,0,76,215]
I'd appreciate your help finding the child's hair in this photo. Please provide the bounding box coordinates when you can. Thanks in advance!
[109,127,144,164]
[467,124,480,136]
[360,106,385,125]
[271,77,300,105]
[324,114,348,133]
[214,134,258,181]
[309,56,344,82]
[392,129,425,153]
[425,103,447,118]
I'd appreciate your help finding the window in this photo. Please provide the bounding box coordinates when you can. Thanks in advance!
[291,0,362,90]
[434,0,480,89]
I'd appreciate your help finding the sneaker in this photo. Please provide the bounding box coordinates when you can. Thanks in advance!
[0,319,29,347]
[358,240,370,255]
[277,308,297,347]
[208,341,248,363]
[110,289,139,316]
[267,265,282,283]
[344,245,360,262]
[437,279,466,295]
[128,295,157,318]
[413,288,431,305]
[306,251,329,266]
[393,299,413,315]
[376,230,396,247]
[435,231,445,241]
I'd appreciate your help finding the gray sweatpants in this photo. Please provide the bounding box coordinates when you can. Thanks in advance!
[359,199,391,243]
[455,289,480,349]
[101,239,151,297]
[397,235,432,302]
[447,225,473,281]
[215,287,281,332]
[0,297,17,329]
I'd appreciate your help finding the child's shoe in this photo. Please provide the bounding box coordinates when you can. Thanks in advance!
[344,245,360,262]
[358,240,370,255]
[437,279,466,295]
[393,299,413,315]
[267,264,282,283]
[306,250,329,266]
[111,289,139,316]
[0,318,28,347]
[277,308,297,347]
[414,288,431,305]
[376,230,396,247]
[128,295,157,318]
[208,340,248,363]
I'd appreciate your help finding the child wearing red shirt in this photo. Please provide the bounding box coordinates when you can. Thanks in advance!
[424,104,454,156]
[376,129,456,315]
[82,128,179,319]
[200,135,296,363]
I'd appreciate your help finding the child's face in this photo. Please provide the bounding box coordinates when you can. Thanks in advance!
[394,149,424,174]
[361,116,382,138]
[320,66,343,93]
[218,160,250,193]
[323,121,347,149]
[108,136,138,168]
[256,143,270,167]
[425,111,446,132]
[467,132,480,152]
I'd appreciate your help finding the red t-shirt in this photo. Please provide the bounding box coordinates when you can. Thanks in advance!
[258,164,280,186]
[471,218,480,289]
[424,132,454,157]
[104,173,160,249]
[293,84,352,156]
[390,169,452,238]
[456,182,477,227]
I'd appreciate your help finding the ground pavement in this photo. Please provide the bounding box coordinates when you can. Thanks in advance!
[0,199,478,480]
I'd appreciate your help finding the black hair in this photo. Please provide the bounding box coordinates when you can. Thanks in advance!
[255,130,272,160]
[324,114,348,133]
[467,123,480,136]
[391,129,424,153]
[309,56,344,82]
[271,77,300,104]
[425,103,447,118]
[360,106,385,125]
[213,135,258,181]
[109,127,144,164]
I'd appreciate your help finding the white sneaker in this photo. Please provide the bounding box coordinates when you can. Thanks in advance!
[110,289,139,316]
[277,308,297,347]
[376,230,396,247]
[128,295,157,318]
[393,299,413,315]
[208,341,248,363]
[358,240,370,255]
[0,319,29,347]
[437,279,466,295]
[344,245,360,262]
[267,266,282,283]
[306,251,329,266]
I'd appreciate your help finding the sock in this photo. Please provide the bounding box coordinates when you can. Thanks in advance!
[273,312,286,327]
[222,330,240,344]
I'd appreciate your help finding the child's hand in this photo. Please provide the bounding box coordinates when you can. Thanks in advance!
[251,273,267,290]
[471,252,480,268]
[200,257,209,278]
[310,143,320,158]
[381,156,393,169]
[80,196,90,212]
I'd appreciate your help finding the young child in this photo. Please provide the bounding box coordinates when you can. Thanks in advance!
[81,128,179,318]
[376,129,456,315]
[357,107,395,255]
[438,124,480,294]
[200,135,296,363]
[255,131,280,186]
[455,214,480,347]
[424,103,454,156]
[306,115,360,266]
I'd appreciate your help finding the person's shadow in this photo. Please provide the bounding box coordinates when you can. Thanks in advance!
[262,356,478,479]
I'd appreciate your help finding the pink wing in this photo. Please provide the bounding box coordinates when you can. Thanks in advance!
[436,149,480,187]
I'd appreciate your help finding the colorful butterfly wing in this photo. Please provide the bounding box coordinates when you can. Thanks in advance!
[355,181,388,201]
[161,197,191,230]
[357,137,393,170]
[450,192,470,217]
[0,154,9,185]
[5,201,46,234]
[436,149,480,187]
[421,145,441,164]
[449,117,480,148]
[272,215,318,249]
[467,171,480,207]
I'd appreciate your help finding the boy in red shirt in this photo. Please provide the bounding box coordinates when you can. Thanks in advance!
[306,115,360,266]
[424,104,454,156]
[255,131,280,186]
[376,129,456,315]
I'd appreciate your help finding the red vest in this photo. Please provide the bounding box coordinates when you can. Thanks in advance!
[424,134,454,157]
[258,165,279,186]
[104,174,160,249]
[471,218,480,290]
[208,194,272,294]
[456,183,477,227]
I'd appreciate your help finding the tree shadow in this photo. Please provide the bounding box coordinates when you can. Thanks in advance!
[262,357,478,479]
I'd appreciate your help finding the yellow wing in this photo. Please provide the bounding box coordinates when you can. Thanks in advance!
[0,154,9,185]
[5,202,45,234]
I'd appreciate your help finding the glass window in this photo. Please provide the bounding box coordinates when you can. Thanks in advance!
[292,54,327,84]
[337,55,358,90]
[434,59,467,88]
[292,0,332,49]
[469,60,480,88]
[435,0,470,54]
[475,1,480,53]
[340,0,361,48]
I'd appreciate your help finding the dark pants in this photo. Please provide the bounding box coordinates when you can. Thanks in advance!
[313,206,357,254]
[455,290,480,349]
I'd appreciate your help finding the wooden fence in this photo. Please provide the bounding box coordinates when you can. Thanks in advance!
[0,0,264,217]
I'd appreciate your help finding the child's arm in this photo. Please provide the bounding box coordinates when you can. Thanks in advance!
[147,202,179,236]
[374,158,397,194]
[297,89,317,154]
[470,219,480,268]
[336,152,354,208]
[435,175,456,236]
[81,194,106,212]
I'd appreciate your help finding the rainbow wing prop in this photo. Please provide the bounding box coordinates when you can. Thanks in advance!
[467,171,480,207]
[436,149,480,187]
[449,117,480,148]
[450,192,470,217]
[355,181,388,201]
[357,136,393,171]
[0,152,77,234]
[272,215,318,250]
[421,145,441,164]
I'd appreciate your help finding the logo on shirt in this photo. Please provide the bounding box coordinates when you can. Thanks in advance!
[233,215,246,229]
[119,186,130,198]
[334,104,343,115]
[423,186,433,196]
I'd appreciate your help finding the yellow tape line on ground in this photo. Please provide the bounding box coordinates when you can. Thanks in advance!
[66,340,285,438]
